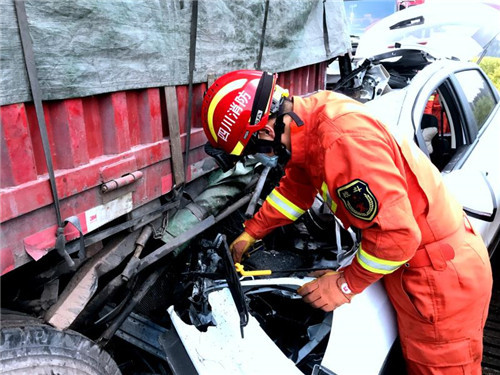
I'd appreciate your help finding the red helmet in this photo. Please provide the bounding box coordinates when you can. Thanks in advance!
[201,70,277,156]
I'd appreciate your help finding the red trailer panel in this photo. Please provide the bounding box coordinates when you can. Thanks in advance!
[0,64,327,275]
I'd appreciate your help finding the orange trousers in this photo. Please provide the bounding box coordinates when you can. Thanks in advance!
[384,220,492,375]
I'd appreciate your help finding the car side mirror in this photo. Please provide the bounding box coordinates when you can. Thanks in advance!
[442,169,497,222]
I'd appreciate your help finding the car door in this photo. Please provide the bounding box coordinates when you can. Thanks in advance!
[413,65,500,253]
[445,68,500,252]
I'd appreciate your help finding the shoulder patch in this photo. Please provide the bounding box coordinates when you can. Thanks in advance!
[336,179,378,221]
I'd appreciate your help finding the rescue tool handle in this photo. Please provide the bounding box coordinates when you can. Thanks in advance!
[235,263,272,277]
[214,234,249,338]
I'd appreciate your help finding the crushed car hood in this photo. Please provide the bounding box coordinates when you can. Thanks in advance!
[168,279,397,375]
[355,1,500,62]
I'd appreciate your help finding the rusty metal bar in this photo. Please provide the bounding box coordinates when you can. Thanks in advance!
[101,171,143,193]
[245,166,271,219]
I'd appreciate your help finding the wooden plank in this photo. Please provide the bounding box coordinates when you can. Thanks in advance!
[164,86,185,186]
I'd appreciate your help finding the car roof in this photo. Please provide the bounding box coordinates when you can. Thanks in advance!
[355,1,500,61]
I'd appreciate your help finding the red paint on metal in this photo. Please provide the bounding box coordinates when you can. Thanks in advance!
[41,101,60,169]
[24,103,46,174]
[276,63,327,95]
[48,99,90,169]
[99,157,137,182]
[0,247,15,276]
[126,91,141,147]
[192,83,207,129]
[2,189,98,252]
[148,88,163,142]
[176,86,188,135]
[23,211,88,261]
[82,96,104,159]
[100,92,130,154]
[131,140,170,170]
[160,88,171,139]
[0,104,37,187]
[0,140,171,222]
[161,175,173,195]
[0,63,327,273]
[175,84,208,135]
[138,89,163,144]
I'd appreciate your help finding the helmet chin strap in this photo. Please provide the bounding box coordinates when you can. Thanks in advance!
[271,113,290,163]
[271,104,303,163]
[250,108,303,166]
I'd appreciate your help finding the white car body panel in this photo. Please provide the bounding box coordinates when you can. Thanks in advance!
[168,287,304,375]
[321,281,397,375]
[441,106,500,244]
[169,278,398,375]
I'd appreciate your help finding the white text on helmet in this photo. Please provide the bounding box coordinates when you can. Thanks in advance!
[218,90,252,142]
[235,90,251,106]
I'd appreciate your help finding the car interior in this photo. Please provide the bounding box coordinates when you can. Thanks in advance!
[420,84,465,171]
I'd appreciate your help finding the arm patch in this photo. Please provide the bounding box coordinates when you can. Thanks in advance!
[336,179,378,221]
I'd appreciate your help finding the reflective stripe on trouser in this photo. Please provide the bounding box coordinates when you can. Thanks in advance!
[383,222,492,374]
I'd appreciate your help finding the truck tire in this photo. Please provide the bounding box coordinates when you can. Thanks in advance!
[0,309,121,375]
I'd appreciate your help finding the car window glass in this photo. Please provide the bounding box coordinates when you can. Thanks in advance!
[454,70,497,132]
[477,34,500,91]
[422,89,453,170]
[419,79,473,172]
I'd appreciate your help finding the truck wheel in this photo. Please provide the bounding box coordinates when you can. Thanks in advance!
[0,309,121,375]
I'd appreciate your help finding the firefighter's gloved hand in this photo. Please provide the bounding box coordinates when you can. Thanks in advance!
[297,270,355,312]
[229,231,256,263]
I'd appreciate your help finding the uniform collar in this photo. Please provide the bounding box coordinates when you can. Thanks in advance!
[288,96,310,168]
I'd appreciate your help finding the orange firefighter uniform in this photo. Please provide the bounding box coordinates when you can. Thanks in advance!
[243,90,492,374]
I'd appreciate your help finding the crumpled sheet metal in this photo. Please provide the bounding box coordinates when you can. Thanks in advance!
[161,161,256,250]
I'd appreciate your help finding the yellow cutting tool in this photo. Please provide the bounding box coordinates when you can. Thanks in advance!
[235,263,272,277]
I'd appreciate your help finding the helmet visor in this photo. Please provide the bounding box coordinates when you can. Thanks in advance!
[249,72,276,127]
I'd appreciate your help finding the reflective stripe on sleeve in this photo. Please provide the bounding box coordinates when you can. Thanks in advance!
[266,189,305,221]
[356,245,408,275]
[321,182,337,213]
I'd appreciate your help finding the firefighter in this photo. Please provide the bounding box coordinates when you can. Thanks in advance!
[201,70,492,374]
[425,91,450,134]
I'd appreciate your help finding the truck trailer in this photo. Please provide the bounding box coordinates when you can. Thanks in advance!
[0,1,352,373]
